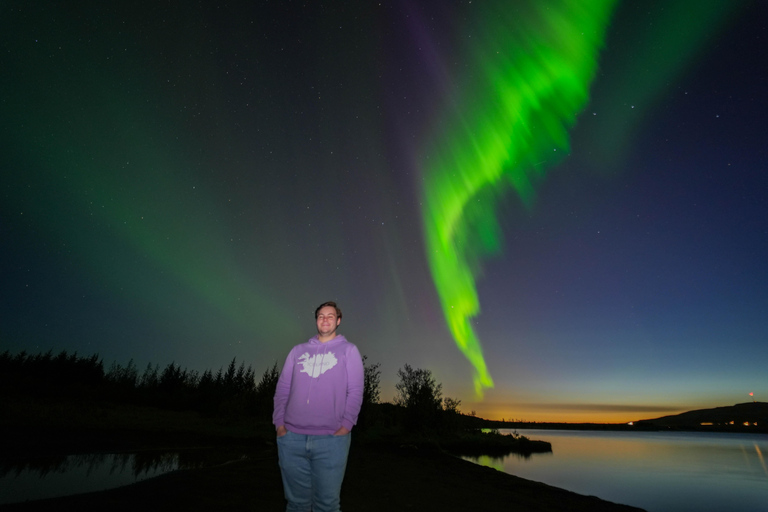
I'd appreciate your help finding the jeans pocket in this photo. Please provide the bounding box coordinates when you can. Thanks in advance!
[330,432,352,449]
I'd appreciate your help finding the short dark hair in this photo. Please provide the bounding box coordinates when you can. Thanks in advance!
[315,301,342,319]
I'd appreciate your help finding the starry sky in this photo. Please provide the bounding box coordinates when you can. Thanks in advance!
[2,0,767,423]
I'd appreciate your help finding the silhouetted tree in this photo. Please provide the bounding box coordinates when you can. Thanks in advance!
[395,364,443,432]
[0,350,105,399]
[140,363,160,389]
[443,397,461,414]
[2,349,265,418]
[106,359,138,387]
[362,356,381,406]
[255,362,279,398]
[442,396,463,432]
[253,362,280,420]
[357,356,382,431]
[223,358,238,391]
[105,359,140,401]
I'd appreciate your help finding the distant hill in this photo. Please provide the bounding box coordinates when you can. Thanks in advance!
[635,402,768,432]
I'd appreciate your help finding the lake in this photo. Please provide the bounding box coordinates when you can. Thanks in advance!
[3,431,766,509]
[0,452,180,505]
[0,449,241,505]
[464,429,768,512]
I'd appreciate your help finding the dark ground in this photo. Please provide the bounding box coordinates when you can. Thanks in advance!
[1,439,644,512]
[0,397,646,512]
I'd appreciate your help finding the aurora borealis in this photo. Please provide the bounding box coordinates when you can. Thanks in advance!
[2,0,767,423]
[419,1,617,397]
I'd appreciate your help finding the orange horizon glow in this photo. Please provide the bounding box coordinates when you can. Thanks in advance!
[464,404,690,425]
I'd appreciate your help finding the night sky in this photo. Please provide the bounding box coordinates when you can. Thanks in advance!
[2,1,767,423]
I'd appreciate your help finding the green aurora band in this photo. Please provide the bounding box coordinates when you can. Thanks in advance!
[420,1,618,397]
[0,19,297,344]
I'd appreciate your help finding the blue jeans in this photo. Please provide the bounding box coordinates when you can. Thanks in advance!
[276,431,352,512]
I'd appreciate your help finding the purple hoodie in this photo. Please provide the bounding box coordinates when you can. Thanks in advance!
[273,334,364,435]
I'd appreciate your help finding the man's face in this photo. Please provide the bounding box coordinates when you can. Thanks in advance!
[316,306,341,338]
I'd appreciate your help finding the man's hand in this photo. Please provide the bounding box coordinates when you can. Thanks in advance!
[276,425,288,437]
[333,426,350,436]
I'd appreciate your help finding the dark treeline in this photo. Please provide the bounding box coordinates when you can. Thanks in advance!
[1,350,547,454]
[0,350,279,419]
[1,350,470,430]
[0,350,391,426]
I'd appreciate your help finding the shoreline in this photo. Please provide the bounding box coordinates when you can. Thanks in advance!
[1,439,645,512]
[0,401,646,512]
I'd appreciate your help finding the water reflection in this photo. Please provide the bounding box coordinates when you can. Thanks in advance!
[0,448,243,505]
[754,444,768,477]
[1,451,184,480]
[463,430,768,512]
[465,451,552,472]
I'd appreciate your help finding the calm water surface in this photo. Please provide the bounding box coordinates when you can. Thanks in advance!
[0,449,229,505]
[464,429,768,512]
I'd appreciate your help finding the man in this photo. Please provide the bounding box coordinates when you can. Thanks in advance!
[273,301,364,512]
